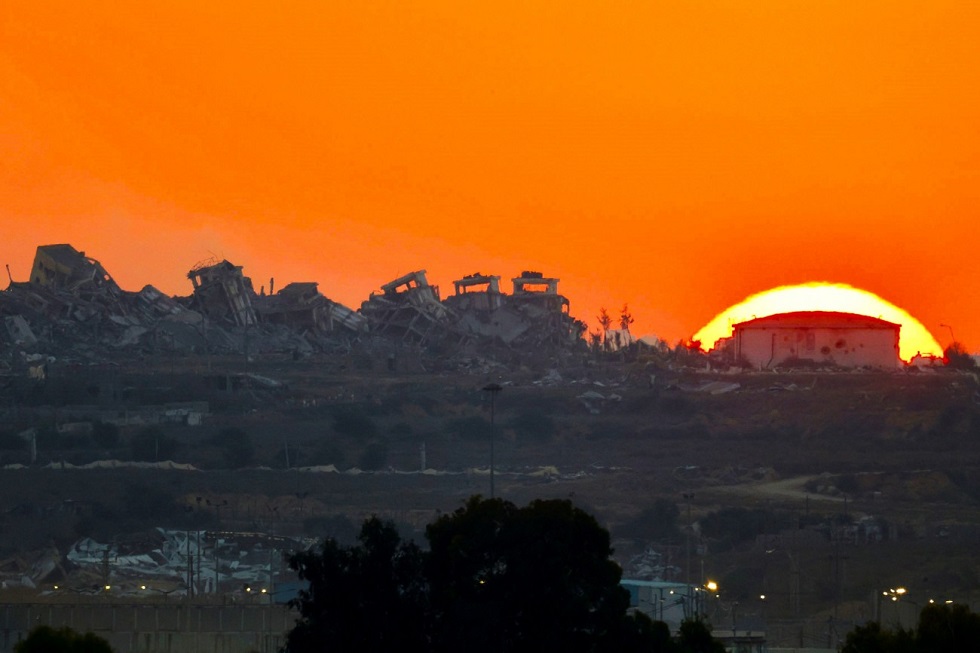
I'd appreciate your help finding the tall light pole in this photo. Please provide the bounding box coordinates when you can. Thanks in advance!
[482,383,502,498]
[939,323,955,346]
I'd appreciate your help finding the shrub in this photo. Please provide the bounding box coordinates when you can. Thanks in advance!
[445,416,490,441]
[130,426,179,462]
[208,427,254,468]
[90,421,120,449]
[509,411,556,443]
[358,442,388,471]
[333,408,378,438]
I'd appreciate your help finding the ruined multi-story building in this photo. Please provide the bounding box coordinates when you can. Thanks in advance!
[187,259,257,327]
[255,282,366,335]
[447,273,503,312]
[29,244,121,299]
[360,270,457,344]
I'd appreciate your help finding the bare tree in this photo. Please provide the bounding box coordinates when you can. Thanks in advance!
[597,308,613,352]
[588,329,603,354]
[619,304,634,333]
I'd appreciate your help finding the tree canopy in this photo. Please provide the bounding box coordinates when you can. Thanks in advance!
[284,495,720,653]
[15,626,113,653]
[841,603,980,653]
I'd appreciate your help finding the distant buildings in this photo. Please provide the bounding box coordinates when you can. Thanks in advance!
[731,311,901,369]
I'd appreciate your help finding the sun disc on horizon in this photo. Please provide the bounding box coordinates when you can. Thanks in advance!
[693,283,942,363]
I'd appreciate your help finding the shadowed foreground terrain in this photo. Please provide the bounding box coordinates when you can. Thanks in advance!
[1,348,977,648]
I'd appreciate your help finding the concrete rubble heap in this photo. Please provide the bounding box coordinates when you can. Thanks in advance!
[360,270,458,345]
[51,529,300,597]
[444,270,585,347]
[1,245,587,367]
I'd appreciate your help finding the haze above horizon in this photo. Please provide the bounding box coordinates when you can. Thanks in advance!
[2,3,978,350]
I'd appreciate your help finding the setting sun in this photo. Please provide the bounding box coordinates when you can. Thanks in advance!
[693,283,942,363]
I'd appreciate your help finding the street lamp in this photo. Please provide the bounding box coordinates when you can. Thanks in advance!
[877,587,908,623]
[939,323,955,345]
[482,383,502,498]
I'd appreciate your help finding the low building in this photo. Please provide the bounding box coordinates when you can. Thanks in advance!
[733,311,901,369]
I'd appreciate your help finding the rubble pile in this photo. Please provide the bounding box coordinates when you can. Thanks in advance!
[1,244,588,367]
[49,529,300,596]
[448,270,585,348]
[359,270,458,345]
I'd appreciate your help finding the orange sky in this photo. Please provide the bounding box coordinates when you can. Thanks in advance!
[3,2,979,350]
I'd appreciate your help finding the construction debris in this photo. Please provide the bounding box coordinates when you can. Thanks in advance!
[255,281,367,338]
[1,245,590,374]
[187,259,257,327]
[360,270,457,344]
[61,529,300,597]
[30,244,121,299]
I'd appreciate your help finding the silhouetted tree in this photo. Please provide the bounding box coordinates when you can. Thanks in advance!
[332,407,378,438]
[426,496,634,653]
[444,415,490,441]
[208,427,254,468]
[285,496,699,652]
[15,625,113,653]
[944,342,977,370]
[357,441,388,470]
[915,602,980,651]
[589,329,603,354]
[508,410,556,443]
[676,618,726,653]
[619,303,634,333]
[284,517,428,653]
[597,307,613,351]
[90,421,120,449]
[840,603,980,652]
[840,620,915,653]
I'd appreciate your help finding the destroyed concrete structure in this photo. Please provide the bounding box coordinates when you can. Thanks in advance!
[1,245,589,390]
[442,270,585,346]
[448,273,503,311]
[255,282,367,336]
[0,245,367,378]
[187,259,257,328]
[362,269,586,349]
[360,270,457,344]
[506,271,580,346]
[29,244,121,299]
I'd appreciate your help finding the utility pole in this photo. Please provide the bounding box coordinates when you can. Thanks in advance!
[186,531,193,600]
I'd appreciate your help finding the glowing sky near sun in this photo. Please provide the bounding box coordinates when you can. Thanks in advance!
[2,2,979,350]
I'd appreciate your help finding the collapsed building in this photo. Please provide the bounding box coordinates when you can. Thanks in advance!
[255,281,367,336]
[1,245,588,378]
[360,269,585,348]
[186,259,257,328]
[442,270,585,347]
[0,246,370,366]
[359,270,457,344]
[1,245,153,355]
[29,243,121,300]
